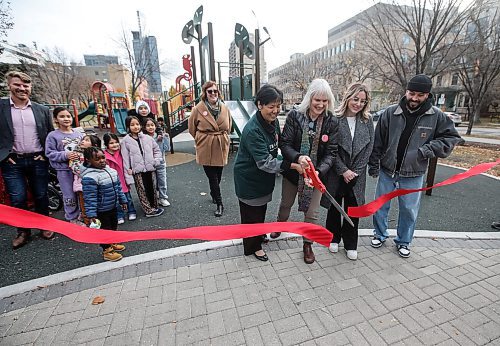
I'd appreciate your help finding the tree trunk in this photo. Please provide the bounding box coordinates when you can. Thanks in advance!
[466,106,481,135]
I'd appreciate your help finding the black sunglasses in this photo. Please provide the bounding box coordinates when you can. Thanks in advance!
[207,89,219,95]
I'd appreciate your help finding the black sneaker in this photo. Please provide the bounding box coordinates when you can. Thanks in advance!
[146,208,164,218]
[397,245,410,258]
[371,237,385,248]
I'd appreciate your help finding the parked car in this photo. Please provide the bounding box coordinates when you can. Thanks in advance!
[371,109,386,122]
[444,112,462,126]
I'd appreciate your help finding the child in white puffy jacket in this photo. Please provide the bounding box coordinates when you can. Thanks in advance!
[121,116,163,218]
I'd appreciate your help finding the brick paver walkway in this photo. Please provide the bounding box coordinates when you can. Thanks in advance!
[1,236,500,345]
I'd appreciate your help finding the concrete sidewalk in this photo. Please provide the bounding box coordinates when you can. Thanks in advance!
[1,233,500,345]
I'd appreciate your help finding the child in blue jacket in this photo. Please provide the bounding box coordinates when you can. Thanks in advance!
[81,146,128,262]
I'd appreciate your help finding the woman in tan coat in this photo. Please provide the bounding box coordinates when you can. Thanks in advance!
[188,81,232,217]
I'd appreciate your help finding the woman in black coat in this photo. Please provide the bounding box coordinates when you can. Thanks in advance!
[323,83,374,261]
[271,78,339,264]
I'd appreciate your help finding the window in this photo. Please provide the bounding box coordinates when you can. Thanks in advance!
[436,75,442,86]
[94,71,99,76]
[451,73,459,86]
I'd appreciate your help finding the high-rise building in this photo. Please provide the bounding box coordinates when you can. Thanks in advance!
[84,55,119,66]
[131,31,162,95]
[228,33,267,85]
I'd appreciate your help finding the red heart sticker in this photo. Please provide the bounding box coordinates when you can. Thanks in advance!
[321,134,328,142]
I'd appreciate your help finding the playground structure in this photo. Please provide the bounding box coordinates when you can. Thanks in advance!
[161,54,200,146]
[46,82,163,136]
[90,81,129,135]
[150,5,271,152]
[43,99,81,127]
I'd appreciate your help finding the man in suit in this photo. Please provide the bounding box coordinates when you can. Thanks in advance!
[0,71,55,249]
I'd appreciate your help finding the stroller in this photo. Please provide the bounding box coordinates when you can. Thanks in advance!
[48,166,63,212]
[0,166,63,212]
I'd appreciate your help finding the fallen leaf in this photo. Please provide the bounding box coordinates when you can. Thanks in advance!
[92,296,105,305]
[36,285,47,289]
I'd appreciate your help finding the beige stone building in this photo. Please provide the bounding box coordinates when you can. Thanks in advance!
[269,3,426,111]
[75,64,149,104]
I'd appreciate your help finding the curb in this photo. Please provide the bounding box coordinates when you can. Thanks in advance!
[1,229,499,300]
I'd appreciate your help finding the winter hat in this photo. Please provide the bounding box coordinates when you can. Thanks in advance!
[135,100,151,114]
[407,74,432,93]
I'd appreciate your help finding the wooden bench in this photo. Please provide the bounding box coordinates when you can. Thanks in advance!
[490,114,500,123]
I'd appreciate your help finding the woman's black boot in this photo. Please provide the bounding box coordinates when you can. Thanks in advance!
[214,204,224,217]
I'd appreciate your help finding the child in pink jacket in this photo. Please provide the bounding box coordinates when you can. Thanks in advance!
[104,133,137,224]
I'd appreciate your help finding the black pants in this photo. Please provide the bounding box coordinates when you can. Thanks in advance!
[97,208,118,250]
[239,201,267,255]
[325,181,360,250]
[142,171,156,207]
[203,165,223,205]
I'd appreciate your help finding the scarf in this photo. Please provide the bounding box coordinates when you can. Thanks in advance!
[297,111,324,212]
[204,100,221,120]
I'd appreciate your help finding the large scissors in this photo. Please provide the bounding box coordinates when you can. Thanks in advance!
[303,160,355,227]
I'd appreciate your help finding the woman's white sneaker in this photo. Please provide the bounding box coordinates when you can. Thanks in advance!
[329,243,339,253]
[346,250,358,260]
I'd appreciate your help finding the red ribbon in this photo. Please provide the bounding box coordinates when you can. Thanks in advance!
[348,158,500,218]
[0,204,333,247]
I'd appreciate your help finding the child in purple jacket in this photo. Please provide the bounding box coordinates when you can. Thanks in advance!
[45,107,84,224]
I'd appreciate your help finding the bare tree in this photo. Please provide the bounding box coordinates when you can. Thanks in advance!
[328,49,381,96]
[275,52,336,104]
[0,0,13,44]
[21,47,92,104]
[361,0,472,91]
[455,1,500,134]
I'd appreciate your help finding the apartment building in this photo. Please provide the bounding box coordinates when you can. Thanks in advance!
[228,32,268,87]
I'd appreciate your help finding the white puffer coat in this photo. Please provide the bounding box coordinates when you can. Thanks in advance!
[121,133,162,185]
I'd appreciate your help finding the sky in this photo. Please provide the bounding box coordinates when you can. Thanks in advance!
[9,0,376,88]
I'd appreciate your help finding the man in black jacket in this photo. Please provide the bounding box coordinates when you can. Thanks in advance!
[0,71,55,249]
[368,74,462,258]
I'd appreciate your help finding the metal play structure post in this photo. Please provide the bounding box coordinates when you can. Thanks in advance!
[48,99,80,127]
[182,5,215,86]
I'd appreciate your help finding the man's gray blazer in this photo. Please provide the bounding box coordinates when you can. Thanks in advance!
[0,98,54,162]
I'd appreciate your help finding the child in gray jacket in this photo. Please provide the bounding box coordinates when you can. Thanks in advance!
[121,116,163,217]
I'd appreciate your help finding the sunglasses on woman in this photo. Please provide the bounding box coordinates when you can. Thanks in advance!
[207,89,219,95]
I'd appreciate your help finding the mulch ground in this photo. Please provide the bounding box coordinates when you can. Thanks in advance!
[441,142,500,177]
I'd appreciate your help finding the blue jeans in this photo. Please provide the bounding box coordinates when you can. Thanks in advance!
[1,156,49,234]
[372,170,424,246]
[117,192,137,220]
[156,159,168,200]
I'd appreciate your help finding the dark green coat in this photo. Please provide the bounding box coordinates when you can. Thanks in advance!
[234,112,290,200]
